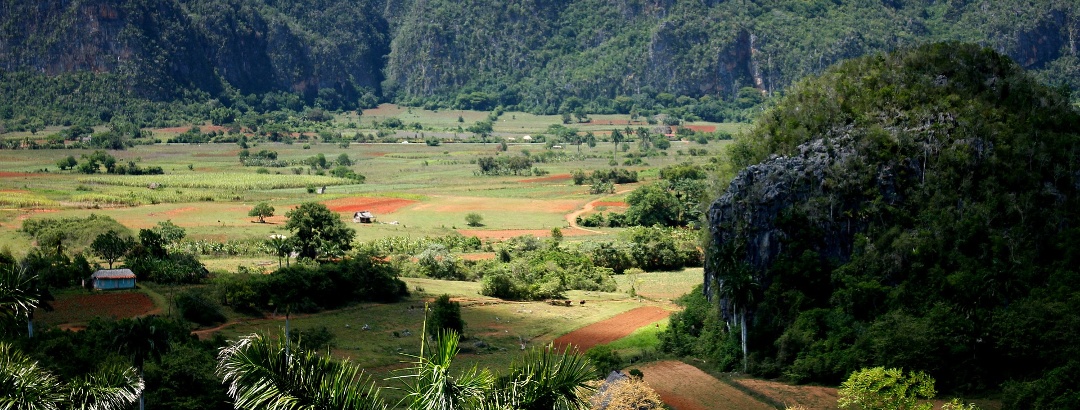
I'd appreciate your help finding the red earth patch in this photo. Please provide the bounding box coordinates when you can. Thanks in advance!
[591,201,628,208]
[553,306,670,352]
[0,172,43,178]
[519,173,572,183]
[682,125,717,133]
[323,197,417,214]
[38,292,157,326]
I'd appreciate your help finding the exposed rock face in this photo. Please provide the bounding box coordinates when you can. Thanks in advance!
[706,132,864,304]
[0,0,388,100]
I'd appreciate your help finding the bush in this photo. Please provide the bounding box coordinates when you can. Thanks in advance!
[416,244,460,279]
[465,212,483,227]
[837,367,935,410]
[586,345,623,373]
[174,289,226,326]
[289,326,336,351]
[427,294,464,338]
[1002,361,1080,410]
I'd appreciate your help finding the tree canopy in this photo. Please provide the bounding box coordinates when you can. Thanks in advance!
[666,43,1080,403]
[284,202,355,260]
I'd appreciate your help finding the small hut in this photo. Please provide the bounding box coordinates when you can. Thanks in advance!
[90,269,136,290]
[353,211,375,223]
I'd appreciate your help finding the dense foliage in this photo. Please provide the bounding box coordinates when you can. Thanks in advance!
[1,0,1077,131]
[215,251,408,313]
[21,214,132,256]
[667,42,1080,405]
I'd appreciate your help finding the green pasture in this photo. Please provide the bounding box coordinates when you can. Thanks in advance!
[210,271,693,394]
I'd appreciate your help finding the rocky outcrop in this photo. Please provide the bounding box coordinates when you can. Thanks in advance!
[705,132,862,302]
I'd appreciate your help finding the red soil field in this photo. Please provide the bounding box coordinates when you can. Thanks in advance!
[0,172,43,178]
[591,201,627,208]
[322,197,417,214]
[38,292,157,326]
[519,173,572,183]
[553,306,670,352]
[682,125,717,133]
[162,206,198,217]
[733,378,838,409]
[638,361,773,410]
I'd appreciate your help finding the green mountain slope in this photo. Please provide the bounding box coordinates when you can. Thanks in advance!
[0,0,1077,124]
[681,43,1079,404]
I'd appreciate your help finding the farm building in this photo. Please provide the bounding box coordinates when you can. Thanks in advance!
[353,211,375,223]
[89,269,136,290]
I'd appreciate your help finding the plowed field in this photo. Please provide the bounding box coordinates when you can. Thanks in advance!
[38,292,157,326]
[323,197,417,214]
[553,306,670,352]
[638,361,772,410]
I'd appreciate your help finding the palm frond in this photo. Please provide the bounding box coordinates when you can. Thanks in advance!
[217,332,386,410]
[393,329,493,410]
[0,266,39,323]
[67,363,143,410]
[0,342,65,410]
[492,344,597,410]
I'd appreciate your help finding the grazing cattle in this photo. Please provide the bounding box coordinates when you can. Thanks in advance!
[580,300,586,305]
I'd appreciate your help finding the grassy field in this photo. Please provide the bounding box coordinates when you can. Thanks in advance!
[3,106,736,406]
[0,105,736,265]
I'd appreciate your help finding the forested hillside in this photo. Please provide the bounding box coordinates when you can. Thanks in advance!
[1,0,1077,128]
[663,43,1080,407]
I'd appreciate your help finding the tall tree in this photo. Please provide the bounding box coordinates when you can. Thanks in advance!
[112,316,171,410]
[267,235,293,268]
[284,202,355,260]
[249,202,275,223]
[90,231,134,269]
[398,329,491,410]
[610,129,623,163]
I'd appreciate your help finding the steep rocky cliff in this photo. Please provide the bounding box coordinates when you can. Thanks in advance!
[1,0,1076,112]
[701,43,1080,390]
[0,0,388,101]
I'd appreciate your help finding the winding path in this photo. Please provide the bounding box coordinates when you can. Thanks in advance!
[564,188,634,234]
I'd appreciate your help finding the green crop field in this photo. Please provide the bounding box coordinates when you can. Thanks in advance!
[0,106,735,264]
[2,108,724,405]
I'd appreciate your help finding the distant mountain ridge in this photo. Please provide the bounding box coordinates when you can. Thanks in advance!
[0,0,1077,115]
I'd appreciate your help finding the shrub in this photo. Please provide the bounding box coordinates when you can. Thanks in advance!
[427,294,464,338]
[289,326,336,351]
[585,345,623,374]
[174,289,226,326]
[837,367,935,410]
[465,212,484,227]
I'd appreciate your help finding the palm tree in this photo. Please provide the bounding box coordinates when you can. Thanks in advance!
[217,332,385,410]
[267,235,293,268]
[486,344,597,410]
[0,341,65,409]
[219,326,597,410]
[112,316,171,410]
[610,129,623,163]
[395,329,492,410]
[0,265,38,326]
[2,341,143,410]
